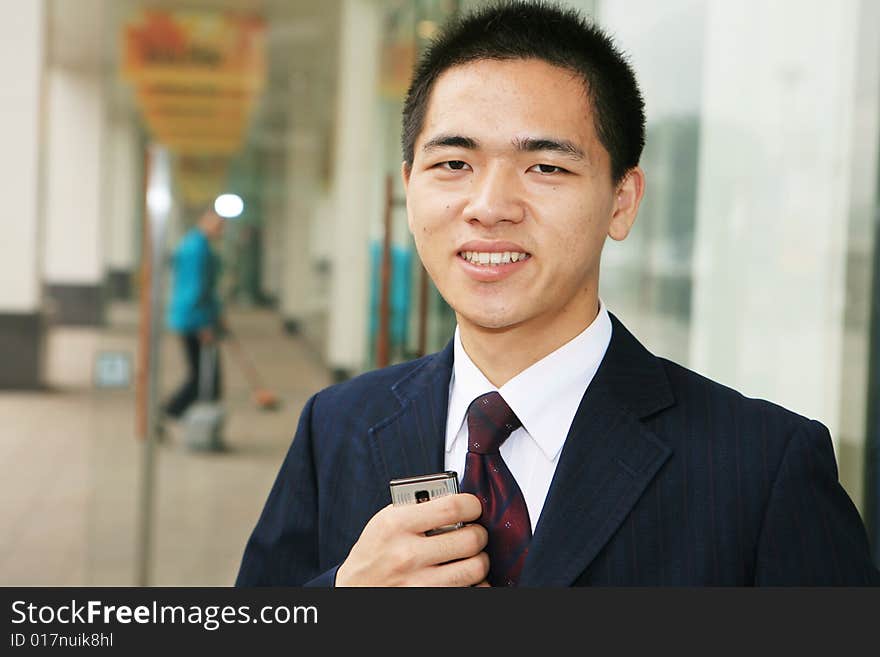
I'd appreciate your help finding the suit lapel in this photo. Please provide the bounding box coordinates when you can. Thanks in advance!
[367,340,454,504]
[518,314,675,586]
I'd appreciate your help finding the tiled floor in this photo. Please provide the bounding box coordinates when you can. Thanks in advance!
[0,303,332,586]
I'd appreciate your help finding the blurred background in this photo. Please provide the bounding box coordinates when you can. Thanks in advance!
[1,0,879,585]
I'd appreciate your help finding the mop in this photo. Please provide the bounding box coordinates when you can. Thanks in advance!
[223,329,281,411]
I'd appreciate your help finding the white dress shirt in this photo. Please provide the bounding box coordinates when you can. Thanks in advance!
[444,300,613,532]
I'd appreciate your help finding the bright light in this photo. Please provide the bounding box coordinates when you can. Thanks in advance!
[214,193,244,219]
[147,188,172,215]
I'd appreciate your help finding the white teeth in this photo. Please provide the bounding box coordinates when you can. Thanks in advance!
[460,251,529,265]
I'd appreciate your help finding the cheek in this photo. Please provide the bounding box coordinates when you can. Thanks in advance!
[542,206,604,267]
[409,187,459,240]
[407,207,444,267]
[410,210,436,241]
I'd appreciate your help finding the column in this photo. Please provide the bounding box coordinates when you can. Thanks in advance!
[689,0,872,455]
[326,0,382,378]
[42,68,107,325]
[0,0,46,388]
[103,117,140,301]
[260,159,284,307]
[280,134,319,337]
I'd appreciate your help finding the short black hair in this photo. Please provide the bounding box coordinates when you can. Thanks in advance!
[401,1,645,184]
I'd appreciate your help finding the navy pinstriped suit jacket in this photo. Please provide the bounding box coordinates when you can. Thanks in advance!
[236,314,880,586]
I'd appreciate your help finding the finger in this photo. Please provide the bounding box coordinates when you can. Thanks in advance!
[417,551,490,587]
[397,494,483,534]
[473,580,491,587]
[419,523,488,565]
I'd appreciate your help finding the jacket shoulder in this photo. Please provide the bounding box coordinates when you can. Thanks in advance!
[657,357,821,430]
[313,352,440,410]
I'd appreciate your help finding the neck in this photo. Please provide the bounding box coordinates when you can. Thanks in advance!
[457,292,600,388]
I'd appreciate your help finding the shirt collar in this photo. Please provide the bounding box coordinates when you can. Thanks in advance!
[446,299,613,460]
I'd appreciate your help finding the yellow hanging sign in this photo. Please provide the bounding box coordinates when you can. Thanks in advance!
[121,10,266,158]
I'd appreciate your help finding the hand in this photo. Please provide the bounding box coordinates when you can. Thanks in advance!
[335,493,489,587]
[198,328,215,345]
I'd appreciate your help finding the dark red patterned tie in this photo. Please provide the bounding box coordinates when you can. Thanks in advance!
[461,391,531,587]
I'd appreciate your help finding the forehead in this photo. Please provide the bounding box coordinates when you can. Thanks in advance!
[418,58,596,152]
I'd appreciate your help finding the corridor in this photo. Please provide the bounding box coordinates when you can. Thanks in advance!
[0,302,331,585]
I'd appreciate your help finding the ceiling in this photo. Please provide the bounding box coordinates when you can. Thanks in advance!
[47,0,341,201]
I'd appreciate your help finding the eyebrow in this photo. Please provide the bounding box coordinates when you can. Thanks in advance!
[421,134,586,161]
[514,137,585,161]
[421,134,478,152]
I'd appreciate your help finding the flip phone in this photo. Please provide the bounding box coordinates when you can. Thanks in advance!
[389,471,463,536]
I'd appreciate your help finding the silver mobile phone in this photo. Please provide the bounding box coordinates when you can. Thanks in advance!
[389,471,463,536]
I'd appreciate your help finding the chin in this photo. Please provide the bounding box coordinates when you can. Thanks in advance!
[456,306,523,332]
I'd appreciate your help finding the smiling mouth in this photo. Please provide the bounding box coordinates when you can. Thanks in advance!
[458,250,531,265]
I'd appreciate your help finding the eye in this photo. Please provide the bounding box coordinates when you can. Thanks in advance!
[437,160,471,171]
[529,163,568,174]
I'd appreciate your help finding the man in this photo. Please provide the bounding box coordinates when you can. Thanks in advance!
[237,2,879,586]
[163,208,225,423]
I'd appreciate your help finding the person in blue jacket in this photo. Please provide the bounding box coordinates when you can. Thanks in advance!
[163,208,226,421]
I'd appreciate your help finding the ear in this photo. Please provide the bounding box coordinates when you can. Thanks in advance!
[608,166,645,242]
[401,161,414,233]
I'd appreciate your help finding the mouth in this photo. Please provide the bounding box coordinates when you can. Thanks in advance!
[457,250,531,266]
[455,243,532,283]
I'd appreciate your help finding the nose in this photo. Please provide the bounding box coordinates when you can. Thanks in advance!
[462,163,525,226]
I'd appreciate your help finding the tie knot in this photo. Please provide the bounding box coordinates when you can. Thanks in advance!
[465,391,521,454]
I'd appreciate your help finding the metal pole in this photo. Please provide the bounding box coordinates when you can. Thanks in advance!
[135,148,151,441]
[135,144,172,586]
[376,174,393,368]
[864,199,880,567]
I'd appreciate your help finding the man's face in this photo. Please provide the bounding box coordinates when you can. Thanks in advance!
[403,58,638,338]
